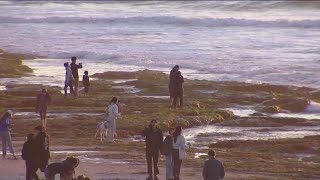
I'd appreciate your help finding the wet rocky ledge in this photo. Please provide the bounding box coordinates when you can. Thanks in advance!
[1,50,320,178]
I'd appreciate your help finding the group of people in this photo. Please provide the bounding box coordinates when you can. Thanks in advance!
[0,62,227,180]
[141,120,186,180]
[64,57,90,97]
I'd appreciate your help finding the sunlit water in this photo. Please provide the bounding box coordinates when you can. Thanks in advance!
[0,1,320,87]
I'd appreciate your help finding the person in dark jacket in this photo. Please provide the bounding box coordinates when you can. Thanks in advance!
[172,71,184,108]
[36,88,51,130]
[34,126,50,173]
[202,150,225,180]
[22,133,40,180]
[82,70,90,95]
[45,156,79,180]
[169,65,179,107]
[70,57,83,97]
[161,127,175,180]
[141,119,163,180]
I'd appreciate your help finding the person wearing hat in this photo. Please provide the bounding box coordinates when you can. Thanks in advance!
[34,125,50,173]
[202,150,225,180]
[36,88,52,129]
[0,110,17,159]
[141,119,163,180]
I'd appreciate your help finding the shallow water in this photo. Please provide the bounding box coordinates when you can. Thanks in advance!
[184,125,320,148]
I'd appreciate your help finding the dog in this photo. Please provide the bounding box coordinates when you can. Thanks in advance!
[94,121,109,141]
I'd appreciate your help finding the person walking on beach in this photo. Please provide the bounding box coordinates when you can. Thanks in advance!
[161,127,175,180]
[141,119,163,180]
[172,71,184,108]
[0,110,17,160]
[22,133,40,180]
[202,150,225,180]
[105,97,120,142]
[172,126,186,180]
[36,88,51,129]
[70,56,83,97]
[34,125,50,173]
[64,62,75,97]
[82,70,90,95]
[169,65,179,107]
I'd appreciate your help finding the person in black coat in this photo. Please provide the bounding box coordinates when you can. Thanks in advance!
[141,119,163,180]
[34,126,50,173]
[22,133,40,180]
[70,56,83,97]
[172,71,184,108]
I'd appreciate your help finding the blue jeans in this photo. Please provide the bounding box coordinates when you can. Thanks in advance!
[166,154,173,178]
[0,131,14,156]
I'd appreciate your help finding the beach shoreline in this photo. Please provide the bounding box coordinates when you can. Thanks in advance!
[0,49,320,179]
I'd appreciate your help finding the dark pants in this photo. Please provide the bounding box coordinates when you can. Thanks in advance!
[146,151,159,176]
[39,107,47,120]
[64,81,75,96]
[173,92,183,108]
[84,86,89,93]
[172,149,182,178]
[26,161,40,180]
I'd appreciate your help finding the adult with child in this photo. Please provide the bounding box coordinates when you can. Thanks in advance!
[64,62,75,97]
[82,70,90,95]
[172,70,184,108]
[0,110,17,160]
[22,133,40,180]
[169,65,180,107]
[45,156,80,180]
[70,56,83,97]
[105,97,121,142]
[172,126,186,180]
[36,88,52,129]
[202,150,225,180]
[34,125,50,173]
[161,127,175,180]
[141,119,163,180]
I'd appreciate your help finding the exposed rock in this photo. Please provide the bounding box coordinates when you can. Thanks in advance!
[214,109,234,119]
[261,105,281,113]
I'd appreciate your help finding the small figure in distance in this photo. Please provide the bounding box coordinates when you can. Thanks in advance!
[172,71,184,109]
[82,70,90,96]
[105,97,121,142]
[36,88,51,130]
[202,149,225,180]
[0,110,17,160]
[64,62,75,97]
[70,56,83,97]
[169,65,179,108]
[22,133,40,180]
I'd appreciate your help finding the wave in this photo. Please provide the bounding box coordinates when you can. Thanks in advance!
[1,15,320,28]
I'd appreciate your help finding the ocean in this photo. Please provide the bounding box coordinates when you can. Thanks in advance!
[1,1,320,88]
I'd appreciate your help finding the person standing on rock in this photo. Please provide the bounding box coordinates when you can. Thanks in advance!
[70,57,83,97]
[202,150,225,180]
[82,70,90,96]
[172,71,184,108]
[105,97,121,142]
[0,110,17,160]
[141,119,163,180]
[172,126,186,180]
[64,62,75,97]
[36,88,51,129]
[169,65,179,107]
[161,127,175,180]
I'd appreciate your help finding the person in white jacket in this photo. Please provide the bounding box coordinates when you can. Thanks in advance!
[64,62,75,97]
[172,126,186,180]
[105,97,120,142]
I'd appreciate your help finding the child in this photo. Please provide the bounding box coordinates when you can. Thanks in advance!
[22,133,40,180]
[82,70,90,95]
[161,127,175,180]
[45,156,79,180]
